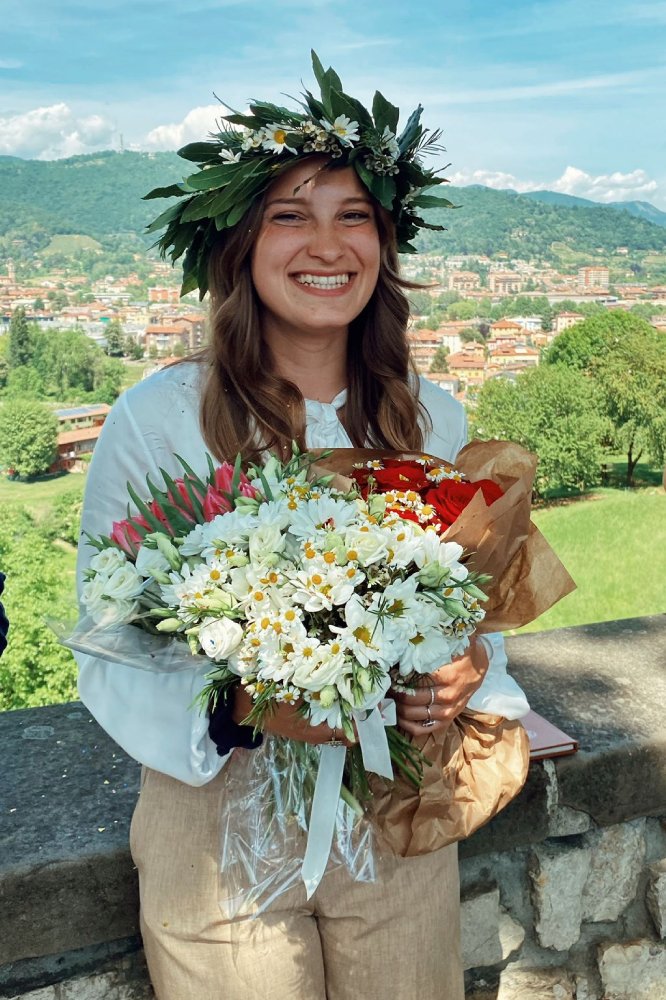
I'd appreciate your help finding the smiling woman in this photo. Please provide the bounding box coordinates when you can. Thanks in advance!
[73,52,530,1000]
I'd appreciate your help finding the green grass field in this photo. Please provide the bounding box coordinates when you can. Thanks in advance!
[0,472,85,521]
[515,487,666,633]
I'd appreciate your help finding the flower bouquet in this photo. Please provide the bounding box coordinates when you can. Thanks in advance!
[59,441,574,915]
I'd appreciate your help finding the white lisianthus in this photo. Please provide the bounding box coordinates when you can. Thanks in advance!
[83,574,137,627]
[94,599,138,628]
[89,547,128,575]
[104,563,145,601]
[248,521,286,567]
[199,617,244,661]
[135,543,171,581]
[290,641,347,691]
[343,525,388,567]
[81,575,111,619]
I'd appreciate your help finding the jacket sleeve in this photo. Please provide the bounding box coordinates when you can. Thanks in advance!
[75,387,228,786]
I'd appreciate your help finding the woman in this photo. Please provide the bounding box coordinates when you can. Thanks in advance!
[76,56,528,1000]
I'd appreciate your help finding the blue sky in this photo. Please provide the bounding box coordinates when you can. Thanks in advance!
[2,0,665,206]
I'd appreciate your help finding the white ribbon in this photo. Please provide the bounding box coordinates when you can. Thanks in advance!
[300,697,396,899]
[355,699,396,779]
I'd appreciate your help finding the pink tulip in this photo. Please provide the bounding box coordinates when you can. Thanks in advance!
[110,515,150,555]
[202,485,233,522]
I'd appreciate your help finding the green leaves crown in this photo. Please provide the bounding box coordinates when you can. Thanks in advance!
[144,50,455,298]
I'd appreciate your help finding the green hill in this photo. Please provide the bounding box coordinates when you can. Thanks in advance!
[415,185,666,259]
[1,151,665,263]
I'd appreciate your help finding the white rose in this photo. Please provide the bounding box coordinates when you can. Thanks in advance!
[199,617,244,661]
[89,547,128,575]
[104,564,145,601]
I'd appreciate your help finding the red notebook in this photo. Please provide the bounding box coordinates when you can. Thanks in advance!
[522,709,579,760]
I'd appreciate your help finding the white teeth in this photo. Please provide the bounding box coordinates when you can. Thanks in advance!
[295,273,351,287]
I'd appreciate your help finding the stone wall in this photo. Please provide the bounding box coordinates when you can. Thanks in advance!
[1,615,665,1000]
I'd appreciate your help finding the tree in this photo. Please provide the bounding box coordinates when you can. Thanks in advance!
[429,346,449,373]
[0,503,78,709]
[0,400,58,477]
[3,366,44,399]
[545,312,666,484]
[469,366,607,496]
[103,318,125,356]
[8,307,33,369]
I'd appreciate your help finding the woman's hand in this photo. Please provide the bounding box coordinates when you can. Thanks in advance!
[391,636,489,737]
[232,685,352,746]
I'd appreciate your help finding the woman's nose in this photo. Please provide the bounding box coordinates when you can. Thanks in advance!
[306,222,344,261]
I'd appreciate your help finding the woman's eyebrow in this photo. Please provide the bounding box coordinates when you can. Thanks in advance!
[265,196,373,208]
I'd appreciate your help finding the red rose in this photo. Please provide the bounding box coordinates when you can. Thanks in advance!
[352,461,430,497]
[424,478,504,529]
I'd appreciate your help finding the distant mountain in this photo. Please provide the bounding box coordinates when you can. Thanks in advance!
[523,190,666,228]
[1,151,665,263]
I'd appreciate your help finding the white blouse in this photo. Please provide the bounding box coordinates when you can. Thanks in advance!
[76,363,529,785]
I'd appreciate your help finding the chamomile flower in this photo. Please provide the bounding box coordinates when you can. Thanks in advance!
[322,114,359,146]
[261,124,296,154]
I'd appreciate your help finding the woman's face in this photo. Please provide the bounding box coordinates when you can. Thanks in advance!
[251,159,381,342]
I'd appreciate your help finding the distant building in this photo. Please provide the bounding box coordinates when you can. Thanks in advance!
[578,266,609,290]
[148,287,180,304]
[448,271,481,293]
[489,272,523,295]
[554,311,585,334]
[54,404,111,429]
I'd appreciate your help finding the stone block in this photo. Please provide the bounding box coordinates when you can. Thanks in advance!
[13,970,154,999]
[529,840,591,951]
[496,966,576,999]
[598,938,666,1000]
[499,907,525,963]
[461,884,502,970]
[581,819,646,923]
[548,804,592,838]
[646,858,666,938]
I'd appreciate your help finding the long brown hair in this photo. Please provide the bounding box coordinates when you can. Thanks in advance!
[195,168,430,463]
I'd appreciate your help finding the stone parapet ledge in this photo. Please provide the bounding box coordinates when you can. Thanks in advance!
[1,615,665,999]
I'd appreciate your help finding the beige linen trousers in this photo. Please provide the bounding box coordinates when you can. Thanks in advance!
[130,764,465,1000]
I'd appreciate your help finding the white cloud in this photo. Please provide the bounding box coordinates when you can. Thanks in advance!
[449,165,660,204]
[144,105,226,150]
[551,166,658,203]
[0,103,116,158]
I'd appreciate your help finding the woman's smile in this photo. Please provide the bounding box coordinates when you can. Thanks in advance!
[251,157,381,342]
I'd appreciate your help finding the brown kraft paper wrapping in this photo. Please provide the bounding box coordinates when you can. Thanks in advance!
[309,442,574,851]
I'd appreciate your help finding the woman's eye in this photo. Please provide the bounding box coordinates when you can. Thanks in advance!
[342,211,371,223]
[271,212,304,223]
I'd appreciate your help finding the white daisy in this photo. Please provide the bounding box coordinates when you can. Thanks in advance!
[322,114,360,146]
[261,124,296,155]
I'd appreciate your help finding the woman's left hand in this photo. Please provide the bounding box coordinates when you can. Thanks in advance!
[391,636,489,737]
